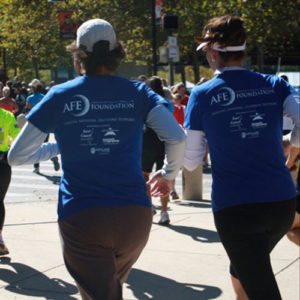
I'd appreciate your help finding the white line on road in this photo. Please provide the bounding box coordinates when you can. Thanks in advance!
[9,183,59,190]
[11,175,61,181]
[5,193,33,197]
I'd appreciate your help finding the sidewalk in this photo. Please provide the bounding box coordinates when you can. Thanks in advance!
[1,184,299,299]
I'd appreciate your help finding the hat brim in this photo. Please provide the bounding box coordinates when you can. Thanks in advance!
[196,42,208,51]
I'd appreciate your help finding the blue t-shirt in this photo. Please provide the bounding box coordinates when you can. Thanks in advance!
[185,69,297,212]
[26,93,44,108]
[27,75,165,220]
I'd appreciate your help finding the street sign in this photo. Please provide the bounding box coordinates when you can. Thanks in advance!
[168,36,179,61]
[168,46,179,59]
[159,46,168,63]
[168,36,177,47]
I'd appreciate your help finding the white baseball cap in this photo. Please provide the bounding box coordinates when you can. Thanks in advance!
[76,19,117,52]
[29,78,42,87]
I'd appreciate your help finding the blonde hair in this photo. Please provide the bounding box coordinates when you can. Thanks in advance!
[3,86,10,94]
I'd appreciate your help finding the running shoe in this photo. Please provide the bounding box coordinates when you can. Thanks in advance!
[152,205,157,215]
[53,160,60,171]
[158,211,170,225]
[0,243,9,256]
[170,190,180,200]
[52,157,60,171]
[33,167,40,173]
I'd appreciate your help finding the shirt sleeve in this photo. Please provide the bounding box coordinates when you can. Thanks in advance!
[283,92,300,147]
[26,88,61,133]
[184,89,203,130]
[145,105,186,180]
[184,129,207,171]
[8,121,59,166]
[136,81,169,119]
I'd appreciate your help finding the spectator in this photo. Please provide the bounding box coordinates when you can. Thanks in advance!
[21,81,29,98]
[5,80,16,98]
[26,79,44,110]
[26,78,60,173]
[0,81,4,98]
[0,108,20,255]
[137,74,147,82]
[14,83,27,116]
[142,75,175,224]
[172,82,189,105]
[0,86,19,115]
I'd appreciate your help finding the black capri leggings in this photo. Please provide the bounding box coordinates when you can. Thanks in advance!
[214,198,296,300]
[0,155,12,230]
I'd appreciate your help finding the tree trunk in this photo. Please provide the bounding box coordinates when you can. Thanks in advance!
[180,63,186,87]
[32,58,39,78]
[257,44,264,73]
[192,52,200,83]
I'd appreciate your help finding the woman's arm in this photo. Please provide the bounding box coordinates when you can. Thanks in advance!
[183,129,207,172]
[145,104,186,197]
[145,104,186,181]
[286,146,300,170]
[283,93,300,147]
[8,122,59,166]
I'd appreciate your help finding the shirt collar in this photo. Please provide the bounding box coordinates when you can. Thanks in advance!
[214,66,245,75]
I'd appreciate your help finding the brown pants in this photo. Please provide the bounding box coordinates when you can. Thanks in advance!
[59,205,152,300]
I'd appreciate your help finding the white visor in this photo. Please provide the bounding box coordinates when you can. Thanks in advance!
[196,42,208,51]
[196,41,246,52]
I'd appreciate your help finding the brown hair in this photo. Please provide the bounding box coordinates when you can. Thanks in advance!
[172,82,185,93]
[67,40,126,75]
[146,76,165,97]
[195,15,246,62]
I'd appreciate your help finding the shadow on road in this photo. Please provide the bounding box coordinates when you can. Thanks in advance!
[168,224,220,243]
[0,257,77,299]
[126,268,222,300]
[176,200,212,209]
[38,172,61,185]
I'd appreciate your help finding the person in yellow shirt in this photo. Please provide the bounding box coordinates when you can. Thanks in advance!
[0,107,20,255]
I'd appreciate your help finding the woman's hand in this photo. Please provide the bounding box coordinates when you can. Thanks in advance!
[147,170,172,198]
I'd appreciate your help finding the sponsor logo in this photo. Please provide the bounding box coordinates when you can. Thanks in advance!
[63,96,135,117]
[63,95,90,117]
[211,87,275,107]
[251,113,267,129]
[241,131,259,139]
[102,127,120,145]
[90,147,110,154]
[230,115,242,126]
[211,87,236,106]
[236,88,274,99]
[80,128,94,138]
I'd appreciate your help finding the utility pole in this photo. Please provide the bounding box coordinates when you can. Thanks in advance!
[164,14,179,86]
[151,0,157,75]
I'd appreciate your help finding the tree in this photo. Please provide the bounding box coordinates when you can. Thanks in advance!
[0,0,298,81]
[201,0,300,71]
[0,0,72,80]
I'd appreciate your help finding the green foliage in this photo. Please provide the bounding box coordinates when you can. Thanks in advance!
[0,0,298,81]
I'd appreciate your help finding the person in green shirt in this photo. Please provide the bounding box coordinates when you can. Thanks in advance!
[0,107,20,255]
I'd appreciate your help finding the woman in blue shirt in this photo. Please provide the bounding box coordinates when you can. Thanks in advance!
[9,19,185,300]
[184,15,300,300]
